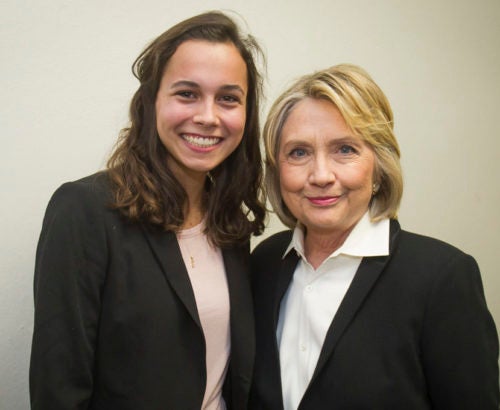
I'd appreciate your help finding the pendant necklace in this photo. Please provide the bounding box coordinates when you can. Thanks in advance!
[178,213,203,270]
[178,233,196,269]
[182,240,195,269]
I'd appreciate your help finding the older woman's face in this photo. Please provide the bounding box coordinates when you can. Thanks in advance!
[278,98,375,238]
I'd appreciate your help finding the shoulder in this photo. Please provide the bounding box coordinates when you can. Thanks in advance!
[41,172,116,235]
[36,173,117,271]
[251,230,293,261]
[397,225,470,260]
[49,172,111,208]
[392,222,479,279]
[251,230,294,280]
[46,172,113,218]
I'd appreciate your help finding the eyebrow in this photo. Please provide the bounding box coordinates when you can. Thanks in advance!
[170,80,246,96]
[220,84,246,96]
[280,136,362,152]
[282,136,356,145]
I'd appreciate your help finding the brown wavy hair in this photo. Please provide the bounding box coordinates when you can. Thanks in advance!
[106,11,266,247]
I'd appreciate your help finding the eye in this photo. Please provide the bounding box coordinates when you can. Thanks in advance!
[290,148,308,158]
[219,94,241,105]
[284,147,311,164]
[338,144,357,155]
[176,90,197,99]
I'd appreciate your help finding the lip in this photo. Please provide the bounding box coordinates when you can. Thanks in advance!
[181,133,222,152]
[307,195,342,206]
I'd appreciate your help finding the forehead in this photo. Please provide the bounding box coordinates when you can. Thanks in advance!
[161,39,248,89]
[280,98,352,143]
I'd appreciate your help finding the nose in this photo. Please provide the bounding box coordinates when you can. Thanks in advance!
[308,154,335,187]
[193,100,219,127]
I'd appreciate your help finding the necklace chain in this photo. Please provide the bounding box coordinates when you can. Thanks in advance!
[179,238,196,269]
[177,219,203,270]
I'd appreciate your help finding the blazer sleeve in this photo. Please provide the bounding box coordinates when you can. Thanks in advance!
[420,252,499,409]
[30,181,108,410]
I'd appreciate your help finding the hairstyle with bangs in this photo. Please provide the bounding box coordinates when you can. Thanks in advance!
[264,64,403,228]
[106,11,266,247]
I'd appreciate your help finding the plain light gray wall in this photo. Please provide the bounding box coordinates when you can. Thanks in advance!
[1,0,499,408]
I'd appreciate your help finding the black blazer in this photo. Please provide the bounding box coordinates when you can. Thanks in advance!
[30,173,254,410]
[250,220,499,409]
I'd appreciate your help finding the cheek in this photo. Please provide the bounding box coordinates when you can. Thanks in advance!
[352,169,373,189]
[156,103,187,131]
[279,163,304,195]
[347,162,375,198]
[226,109,246,134]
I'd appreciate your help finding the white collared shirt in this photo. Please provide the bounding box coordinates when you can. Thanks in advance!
[277,212,390,410]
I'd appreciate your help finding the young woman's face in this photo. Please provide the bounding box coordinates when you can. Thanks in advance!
[155,39,248,185]
[278,98,375,239]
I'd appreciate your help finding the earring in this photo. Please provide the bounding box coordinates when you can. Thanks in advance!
[372,183,380,196]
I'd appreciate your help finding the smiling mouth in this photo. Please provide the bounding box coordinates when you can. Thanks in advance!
[307,196,341,206]
[182,134,222,148]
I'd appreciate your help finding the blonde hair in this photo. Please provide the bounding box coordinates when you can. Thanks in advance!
[264,64,403,228]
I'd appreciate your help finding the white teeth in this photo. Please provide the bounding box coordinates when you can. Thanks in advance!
[182,134,220,147]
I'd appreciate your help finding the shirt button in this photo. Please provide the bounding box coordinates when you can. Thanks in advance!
[305,285,312,292]
[300,344,306,351]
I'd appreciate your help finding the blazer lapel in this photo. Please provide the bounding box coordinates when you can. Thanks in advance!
[223,245,254,374]
[269,245,300,410]
[141,225,201,328]
[274,250,300,329]
[310,220,401,383]
[223,245,254,405]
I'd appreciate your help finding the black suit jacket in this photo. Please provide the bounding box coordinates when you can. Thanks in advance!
[250,220,499,409]
[30,173,254,410]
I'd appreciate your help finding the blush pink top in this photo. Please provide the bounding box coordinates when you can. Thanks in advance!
[177,222,230,410]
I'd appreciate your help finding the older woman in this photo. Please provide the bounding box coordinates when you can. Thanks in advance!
[250,64,499,410]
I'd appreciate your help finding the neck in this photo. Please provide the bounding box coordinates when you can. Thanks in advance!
[304,228,353,269]
[182,205,204,230]
[180,175,207,230]
[166,157,211,230]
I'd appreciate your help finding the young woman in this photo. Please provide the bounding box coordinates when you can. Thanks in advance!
[30,11,266,410]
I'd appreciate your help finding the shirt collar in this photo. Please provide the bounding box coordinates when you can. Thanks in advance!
[283,212,390,260]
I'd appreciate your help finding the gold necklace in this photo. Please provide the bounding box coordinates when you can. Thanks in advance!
[178,216,204,269]
[178,236,196,269]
